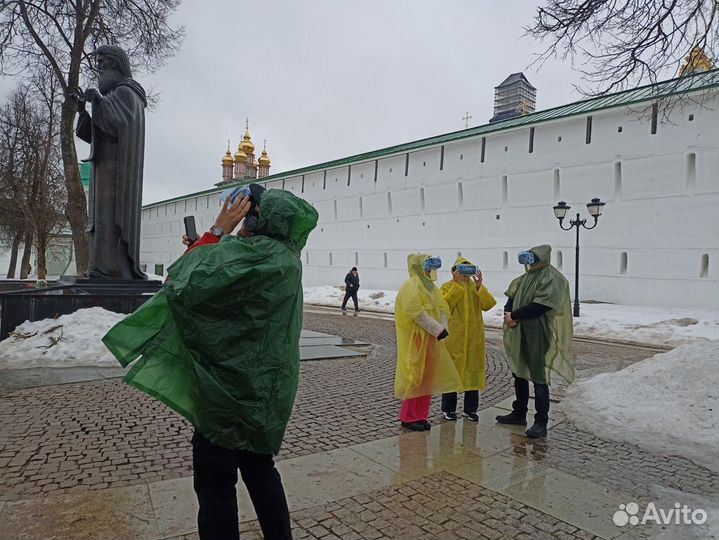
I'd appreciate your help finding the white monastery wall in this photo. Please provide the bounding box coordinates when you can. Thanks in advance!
[140,93,719,309]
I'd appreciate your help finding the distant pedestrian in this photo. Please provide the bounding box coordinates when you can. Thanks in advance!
[496,244,574,438]
[341,267,360,311]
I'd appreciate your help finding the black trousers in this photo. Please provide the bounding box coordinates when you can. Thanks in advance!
[441,390,479,414]
[341,289,359,310]
[192,431,292,540]
[512,374,550,424]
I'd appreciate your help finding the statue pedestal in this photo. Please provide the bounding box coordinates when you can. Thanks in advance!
[0,277,162,340]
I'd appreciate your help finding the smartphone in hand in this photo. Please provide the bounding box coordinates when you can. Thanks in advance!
[184,215,198,245]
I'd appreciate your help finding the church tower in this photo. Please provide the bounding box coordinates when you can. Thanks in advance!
[221,143,234,182]
[219,119,272,182]
[240,120,257,179]
[233,142,247,179]
[490,72,536,123]
[258,141,271,178]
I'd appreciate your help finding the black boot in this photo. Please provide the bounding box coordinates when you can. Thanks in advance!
[525,422,548,438]
[495,410,528,426]
[401,421,426,432]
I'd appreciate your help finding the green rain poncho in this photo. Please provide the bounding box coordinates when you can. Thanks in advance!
[503,244,574,385]
[103,190,318,454]
[394,253,462,399]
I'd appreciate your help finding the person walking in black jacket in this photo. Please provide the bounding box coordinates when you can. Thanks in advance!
[341,267,360,311]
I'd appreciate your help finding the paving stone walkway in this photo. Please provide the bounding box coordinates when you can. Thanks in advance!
[1,309,715,540]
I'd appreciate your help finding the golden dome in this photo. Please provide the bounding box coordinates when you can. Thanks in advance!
[258,142,271,165]
[234,143,247,161]
[222,143,233,165]
[252,158,259,167]
[239,118,255,154]
[680,46,714,76]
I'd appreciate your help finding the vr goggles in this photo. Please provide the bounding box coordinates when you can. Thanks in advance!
[455,263,478,276]
[423,257,442,272]
[218,183,266,232]
[518,251,537,266]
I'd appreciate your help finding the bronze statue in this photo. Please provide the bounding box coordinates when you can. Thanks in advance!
[72,45,147,279]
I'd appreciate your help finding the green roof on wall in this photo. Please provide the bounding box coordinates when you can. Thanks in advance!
[143,69,719,209]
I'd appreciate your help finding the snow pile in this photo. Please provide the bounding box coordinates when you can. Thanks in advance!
[483,297,719,347]
[562,340,719,472]
[303,286,719,347]
[0,307,125,369]
[304,286,397,313]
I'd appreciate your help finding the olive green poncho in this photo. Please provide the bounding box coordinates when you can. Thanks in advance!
[503,244,574,385]
[103,190,318,454]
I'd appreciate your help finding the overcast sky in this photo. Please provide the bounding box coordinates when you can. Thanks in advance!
[3,1,588,205]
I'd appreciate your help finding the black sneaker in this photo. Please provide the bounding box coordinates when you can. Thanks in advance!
[341,307,347,311]
[464,412,479,422]
[401,421,426,432]
[442,411,458,421]
[495,411,527,426]
[421,421,431,430]
[525,422,548,438]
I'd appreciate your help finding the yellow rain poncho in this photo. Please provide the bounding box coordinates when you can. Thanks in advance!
[503,244,574,385]
[440,257,497,391]
[394,253,462,399]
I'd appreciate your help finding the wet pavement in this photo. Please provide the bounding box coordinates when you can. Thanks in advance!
[0,309,715,539]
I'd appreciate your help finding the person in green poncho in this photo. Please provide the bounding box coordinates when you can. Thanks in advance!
[496,244,574,438]
[103,184,318,540]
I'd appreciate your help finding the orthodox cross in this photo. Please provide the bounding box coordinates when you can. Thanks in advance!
[462,111,472,128]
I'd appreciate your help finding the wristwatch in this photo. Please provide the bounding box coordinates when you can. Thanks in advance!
[210,224,225,238]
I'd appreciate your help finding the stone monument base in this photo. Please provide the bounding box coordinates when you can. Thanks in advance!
[0,276,162,340]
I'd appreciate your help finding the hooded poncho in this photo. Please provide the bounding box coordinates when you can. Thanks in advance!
[503,244,574,385]
[394,253,462,399]
[440,257,497,392]
[103,190,318,454]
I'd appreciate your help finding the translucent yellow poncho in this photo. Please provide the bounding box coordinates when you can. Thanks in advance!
[440,257,497,392]
[503,244,574,385]
[394,253,462,399]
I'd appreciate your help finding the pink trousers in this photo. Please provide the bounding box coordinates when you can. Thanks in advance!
[399,395,432,423]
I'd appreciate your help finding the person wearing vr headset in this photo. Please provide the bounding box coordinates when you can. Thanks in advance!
[104,182,319,540]
[394,253,462,431]
[439,257,497,422]
[496,244,574,438]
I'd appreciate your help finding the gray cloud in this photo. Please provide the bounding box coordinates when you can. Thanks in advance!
[1,1,585,204]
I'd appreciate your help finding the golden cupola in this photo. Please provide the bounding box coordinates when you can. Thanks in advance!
[239,119,256,155]
[680,46,714,76]
[258,141,271,178]
[221,142,234,182]
[258,142,271,166]
[234,143,247,162]
[222,147,233,165]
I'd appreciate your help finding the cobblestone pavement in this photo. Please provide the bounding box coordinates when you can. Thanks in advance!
[1,310,715,540]
[175,472,604,540]
[0,312,657,501]
[0,312,512,500]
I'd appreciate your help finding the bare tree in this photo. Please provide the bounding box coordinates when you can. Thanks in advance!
[0,0,184,274]
[526,0,719,96]
[0,76,68,281]
[0,87,33,278]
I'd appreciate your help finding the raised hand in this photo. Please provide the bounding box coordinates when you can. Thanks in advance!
[214,195,252,235]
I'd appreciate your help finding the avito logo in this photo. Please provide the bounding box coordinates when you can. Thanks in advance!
[613,502,708,527]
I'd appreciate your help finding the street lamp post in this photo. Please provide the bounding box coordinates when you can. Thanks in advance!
[552,198,606,317]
